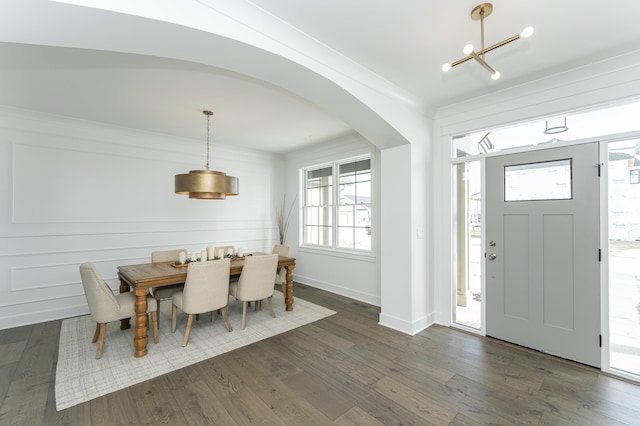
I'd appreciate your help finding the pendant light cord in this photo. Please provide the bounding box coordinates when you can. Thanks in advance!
[204,110,213,170]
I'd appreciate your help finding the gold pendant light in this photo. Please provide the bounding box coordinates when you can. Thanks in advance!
[442,3,534,80]
[175,110,239,199]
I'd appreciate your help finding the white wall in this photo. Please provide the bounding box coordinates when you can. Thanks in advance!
[284,133,381,305]
[379,145,413,328]
[431,50,640,326]
[379,141,434,335]
[0,107,282,329]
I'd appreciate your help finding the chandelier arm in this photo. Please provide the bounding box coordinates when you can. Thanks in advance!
[447,33,522,69]
[469,50,497,76]
[479,34,521,56]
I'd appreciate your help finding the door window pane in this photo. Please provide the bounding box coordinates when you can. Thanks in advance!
[504,159,572,201]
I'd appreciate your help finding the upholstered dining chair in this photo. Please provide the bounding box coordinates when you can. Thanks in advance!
[171,258,232,347]
[271,244,291,289]
[79,262,158,359]
[151,249,187,326]
[229,253,279,330]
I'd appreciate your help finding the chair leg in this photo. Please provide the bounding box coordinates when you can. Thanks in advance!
[241,301,248,330]
[95,323,107,360]
[156,299,161,329]
[211,309,218,322]
[151,311,159,344]
[92,322,100,343]
[267,296,276,318]
[171,304,178,333]
[182,314,193,347]
[221,305,233,332]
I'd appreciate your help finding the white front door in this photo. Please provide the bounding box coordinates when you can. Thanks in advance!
[485,143,601,367]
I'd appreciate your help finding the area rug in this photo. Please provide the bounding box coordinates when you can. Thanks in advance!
[54,292,335,411]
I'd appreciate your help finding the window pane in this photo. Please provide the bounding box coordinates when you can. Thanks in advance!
[338,205,354,226]
[339,182,354,204]
[504,159,572,201]
[320,206,332,226]
[304,207,318,226]
[354,226,371,250]
[356,203,371,227]
[306,206,332,224]
[340,174,353,185]
[306,186,332,206]
[307,175,332,188]
[338,226,354,248]
[306,188,320,206]
[304,225,318,245]
[338,225,371,250]
[307,167,332,180]
[304,225,332,246]
[356,171,371,182]
[355,181,371,204]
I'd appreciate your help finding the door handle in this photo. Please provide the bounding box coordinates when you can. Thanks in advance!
[488,253,497,261]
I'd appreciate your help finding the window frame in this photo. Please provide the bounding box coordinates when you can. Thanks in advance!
[300,154,372,253]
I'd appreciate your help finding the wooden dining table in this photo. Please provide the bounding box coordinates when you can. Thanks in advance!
[117,254,296,357]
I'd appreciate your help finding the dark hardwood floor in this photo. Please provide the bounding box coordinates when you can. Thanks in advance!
[1,284,639,425]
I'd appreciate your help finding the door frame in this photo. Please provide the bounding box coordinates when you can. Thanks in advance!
[450,131,640,379]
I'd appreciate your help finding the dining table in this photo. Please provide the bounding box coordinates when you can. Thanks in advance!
[117,254,296,357]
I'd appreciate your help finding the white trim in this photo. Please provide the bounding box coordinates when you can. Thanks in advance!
[599,140,611,373]
[379,312,434,336]
[294,275,380,307]
[297,245,376,262]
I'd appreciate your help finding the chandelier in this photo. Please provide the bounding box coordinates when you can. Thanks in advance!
[442,3,533,80]
[174,110,239,199]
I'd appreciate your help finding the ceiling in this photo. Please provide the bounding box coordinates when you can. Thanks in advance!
[2,0,640,153]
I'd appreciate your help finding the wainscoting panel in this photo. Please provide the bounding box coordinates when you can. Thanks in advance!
[0,108,282,329]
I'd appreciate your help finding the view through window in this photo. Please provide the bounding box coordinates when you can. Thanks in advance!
[303,156,371,251]
[608,139,640,377]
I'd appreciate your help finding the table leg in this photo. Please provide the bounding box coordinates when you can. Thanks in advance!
[133,288,150,358]
[284,265,295,311]
[119,276,131,330]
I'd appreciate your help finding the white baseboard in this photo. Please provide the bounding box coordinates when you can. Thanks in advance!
[378,311,435,335]
[293,275,380,307]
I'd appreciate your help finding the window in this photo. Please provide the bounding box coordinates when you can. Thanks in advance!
[504,159,572,201]
[302,156,371,251]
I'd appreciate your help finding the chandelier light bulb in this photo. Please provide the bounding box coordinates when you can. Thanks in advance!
[491,71,501,80]
[520,26,534,38]
[442,63,452,72]
[463,44,474,55]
